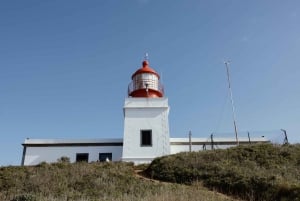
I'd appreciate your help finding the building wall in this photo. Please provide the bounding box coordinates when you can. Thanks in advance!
[170,137,269,154]
[122,97,170,164]
[22,137,269,165]
[170,144,236,154]
[23,146,123,166]
[171,145,203,153]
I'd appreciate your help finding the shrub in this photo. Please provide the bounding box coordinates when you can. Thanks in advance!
[145,144,300,201]
[11,194,37,201]
[57,156,70,163]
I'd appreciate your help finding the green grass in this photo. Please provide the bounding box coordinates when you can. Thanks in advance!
[0,161,236,201]
[145,143,300,201]
[4,144,298,201]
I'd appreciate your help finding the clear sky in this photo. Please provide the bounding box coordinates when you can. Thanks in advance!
[1,0,300,166]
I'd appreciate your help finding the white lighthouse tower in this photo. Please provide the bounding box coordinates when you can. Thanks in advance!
[122,59,170,164]
[21,58,270,166]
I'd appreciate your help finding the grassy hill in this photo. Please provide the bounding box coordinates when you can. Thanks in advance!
[145,143,300,201]
[1,144,299,201]
[0,161,236,201]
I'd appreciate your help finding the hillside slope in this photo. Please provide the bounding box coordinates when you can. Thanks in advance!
[0,161,236,201]
[145,144,300,201]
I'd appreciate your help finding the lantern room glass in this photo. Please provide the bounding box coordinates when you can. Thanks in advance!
[133,73,159,91]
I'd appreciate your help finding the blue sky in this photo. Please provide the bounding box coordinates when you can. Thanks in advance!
[1,0,300,166]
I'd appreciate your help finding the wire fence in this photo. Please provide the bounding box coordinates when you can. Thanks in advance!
[182,129,289,151]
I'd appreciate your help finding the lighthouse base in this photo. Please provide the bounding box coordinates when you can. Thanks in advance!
[122,97,171,164]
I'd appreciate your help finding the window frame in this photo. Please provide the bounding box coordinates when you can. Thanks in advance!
[99,153,112,162]
[76,153,89,162]
[140,129,152,147]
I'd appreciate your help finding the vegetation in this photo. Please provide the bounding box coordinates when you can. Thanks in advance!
[0,160,235,201]
[145,143,300,201]
[3,144,299,201]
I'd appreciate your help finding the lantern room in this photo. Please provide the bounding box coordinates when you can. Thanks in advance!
[128,60,164,98]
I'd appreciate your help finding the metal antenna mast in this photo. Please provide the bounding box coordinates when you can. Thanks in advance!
[224,61,239,145]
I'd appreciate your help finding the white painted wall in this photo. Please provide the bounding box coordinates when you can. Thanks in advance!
[22,137,269,165]
[170,137,269,154]
[23,146,123,166]
[170,144,237,154]
[122,97,170,164]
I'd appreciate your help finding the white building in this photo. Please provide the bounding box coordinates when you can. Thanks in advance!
[22,60,268,165]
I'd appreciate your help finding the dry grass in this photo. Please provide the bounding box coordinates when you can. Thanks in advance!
[146,143,300,201]
[0,161,237,201]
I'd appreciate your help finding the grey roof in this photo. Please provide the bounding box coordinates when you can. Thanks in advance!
[23,138,123,145]
[23,136,268,145]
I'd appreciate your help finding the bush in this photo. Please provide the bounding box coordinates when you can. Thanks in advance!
[0,161,236,201]
[57,156,70,163]
[11,194,37,201]
[145,144,300,201]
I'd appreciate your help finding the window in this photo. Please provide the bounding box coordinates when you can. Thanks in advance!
[99,153,112,162]
[76,153,89,162]
[141,130,152,146]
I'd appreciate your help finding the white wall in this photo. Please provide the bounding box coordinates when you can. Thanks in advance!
[122,98,170,163]
[170,144,237,154]
[171,145,203,154]
[23,146,123,166]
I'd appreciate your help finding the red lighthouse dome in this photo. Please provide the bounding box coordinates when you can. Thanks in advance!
[128,60,164,98]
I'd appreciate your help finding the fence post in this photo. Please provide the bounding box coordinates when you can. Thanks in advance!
[281,129,288,145]
[210,133,214,150]
[248,132,251,144]
[189,131,192,152]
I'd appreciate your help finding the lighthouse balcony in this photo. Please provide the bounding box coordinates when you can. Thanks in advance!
[128,80,164,98]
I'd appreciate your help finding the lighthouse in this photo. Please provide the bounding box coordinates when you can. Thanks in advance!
[122,59,170,164]
[21,57,270,166]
